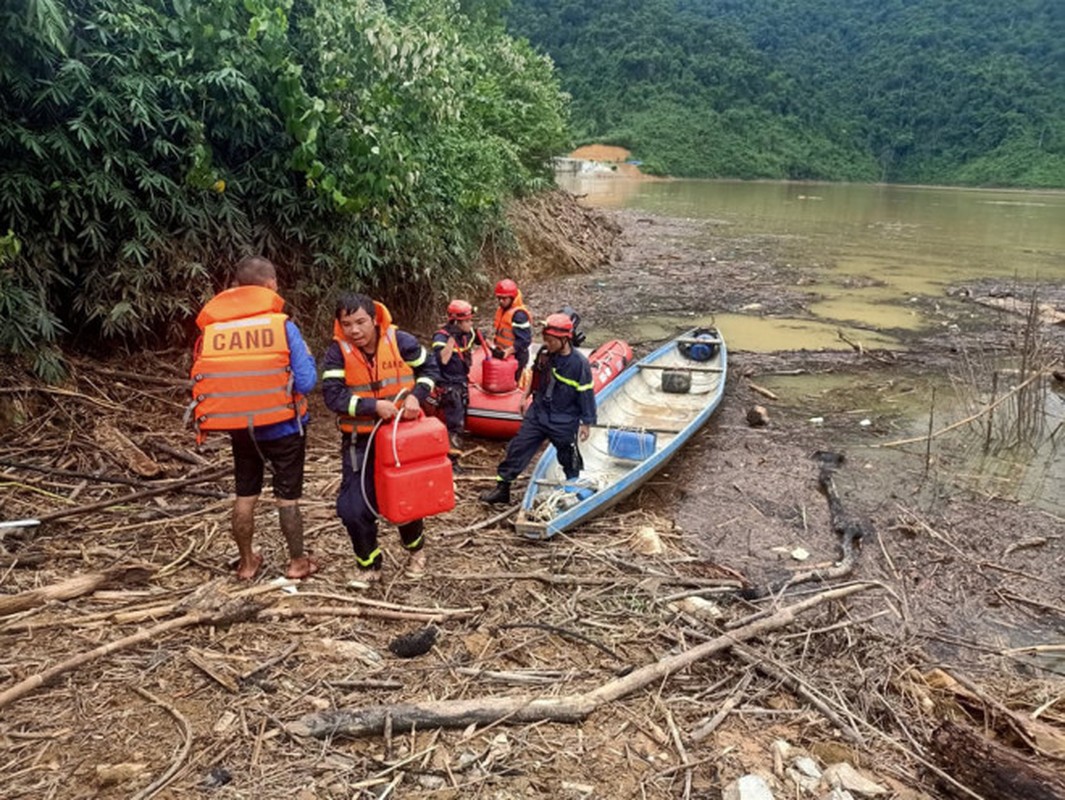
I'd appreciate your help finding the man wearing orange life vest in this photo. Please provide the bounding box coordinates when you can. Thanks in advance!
[321,293,440,580]
[190,256,318,581]
[492,279,533,380]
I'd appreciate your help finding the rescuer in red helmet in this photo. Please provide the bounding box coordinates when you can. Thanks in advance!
[481,311,596,505]
[492,278,533,380]
[428,299,477,462]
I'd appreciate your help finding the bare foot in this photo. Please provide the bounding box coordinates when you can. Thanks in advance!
[286,555,319,580]
[405,549,427,579]
[235,551,263,581]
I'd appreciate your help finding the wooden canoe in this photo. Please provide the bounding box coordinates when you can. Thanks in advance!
[514,329,726,539]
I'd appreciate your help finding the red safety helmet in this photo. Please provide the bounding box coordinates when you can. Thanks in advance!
[542,312,574,339]
[447,299,473,321]
[494,278,519,298]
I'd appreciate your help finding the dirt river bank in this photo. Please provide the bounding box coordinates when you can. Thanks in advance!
[0,191,1063,798]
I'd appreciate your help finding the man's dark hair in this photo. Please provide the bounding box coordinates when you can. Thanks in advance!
[234,256,277,287]
[336,292,375,320]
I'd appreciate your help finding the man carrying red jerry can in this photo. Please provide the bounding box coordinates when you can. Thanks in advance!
[480,313,596,505]
[491,279,533,382]
[321,293,446,581]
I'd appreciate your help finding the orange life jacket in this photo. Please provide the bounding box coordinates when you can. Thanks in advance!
[188,285,307,442]
[334,302,417,435]
[493,290,532,350]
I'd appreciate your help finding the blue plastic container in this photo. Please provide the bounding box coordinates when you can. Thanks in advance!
[563,483,596,501]
[687,333,718,362]
[607,429,657,461]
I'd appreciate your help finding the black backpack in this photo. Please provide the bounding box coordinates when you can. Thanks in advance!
[558,305,587,347]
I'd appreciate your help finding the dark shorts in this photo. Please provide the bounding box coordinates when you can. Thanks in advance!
[231,431,307,500]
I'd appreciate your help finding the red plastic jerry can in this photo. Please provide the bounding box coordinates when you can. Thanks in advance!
[374,414,455,525]
[482,355,518,393]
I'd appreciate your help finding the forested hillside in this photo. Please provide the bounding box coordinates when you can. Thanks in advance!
[1,0,567,373]
[506,0,1065,186]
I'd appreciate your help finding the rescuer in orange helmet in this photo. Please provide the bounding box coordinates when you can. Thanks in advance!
[481,311,596,505]
[429,299,476,462]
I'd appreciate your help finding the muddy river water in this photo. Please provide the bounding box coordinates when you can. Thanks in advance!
[559,174,1065,351]
[558,174,1065,519]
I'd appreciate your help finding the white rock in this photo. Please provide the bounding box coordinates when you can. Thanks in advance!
[821,763,888,796]
[670,596,723,620]
[482,732,511,767]
[771,739,793,777]
[792,756,821,779]
[631,525,664,555]
[790,547,810,562]
[213,711,237,734]
[786,766,821,793]
[859,419,871,427]
[561,781,596,796]
[456,750,480,770]
[809,416,824,425]
[94,763,148,788]
[723,774,775,800]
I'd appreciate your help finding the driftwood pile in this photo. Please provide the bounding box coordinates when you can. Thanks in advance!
[2,353,1063,798]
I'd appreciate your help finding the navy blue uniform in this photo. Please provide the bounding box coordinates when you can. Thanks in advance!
[321,330,439,569]
[510,309,532,376]
[430,324,475,440]
[495,346,596,483]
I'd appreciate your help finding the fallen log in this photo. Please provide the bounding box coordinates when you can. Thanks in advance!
[0,582,265,711]
[931,720,1065,800]
[92,421,164,478]
[288,582,875,739]
[0,564,154,618]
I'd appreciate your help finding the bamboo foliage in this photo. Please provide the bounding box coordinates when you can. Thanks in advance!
[0,0,570,373]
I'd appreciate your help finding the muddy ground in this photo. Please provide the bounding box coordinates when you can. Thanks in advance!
[1,192,1063,799]
[526,202,1065,669]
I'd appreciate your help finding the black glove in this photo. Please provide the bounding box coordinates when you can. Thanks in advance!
[491,347,505,360]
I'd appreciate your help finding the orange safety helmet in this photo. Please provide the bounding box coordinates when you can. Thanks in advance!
[447,299,473,321]
[542,312,574,339]
[494,278,519,298]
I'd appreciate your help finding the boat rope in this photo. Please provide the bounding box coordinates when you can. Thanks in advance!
[359,388,411,521]
[527,474,608,522]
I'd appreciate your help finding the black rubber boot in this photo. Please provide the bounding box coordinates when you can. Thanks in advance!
[480,481,511,504]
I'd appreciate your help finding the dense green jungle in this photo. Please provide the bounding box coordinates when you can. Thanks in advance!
[0,0,568,375]
[3,0,1064,377]
[506,0,1065,185]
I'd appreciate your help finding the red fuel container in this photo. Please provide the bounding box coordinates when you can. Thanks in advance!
[375,414,455,525]
[481,356,518,393]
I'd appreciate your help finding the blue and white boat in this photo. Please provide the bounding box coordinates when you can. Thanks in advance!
[515,328,727,539]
